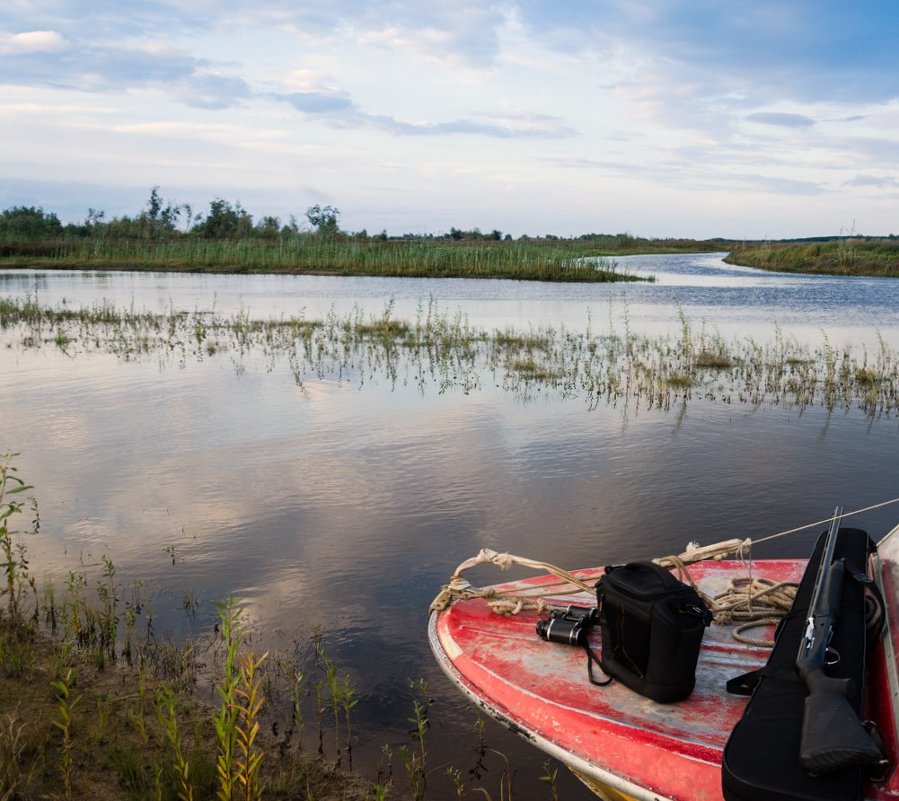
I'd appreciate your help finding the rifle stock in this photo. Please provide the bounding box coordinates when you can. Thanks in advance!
[795,508,883,774]
[799,667,882,774]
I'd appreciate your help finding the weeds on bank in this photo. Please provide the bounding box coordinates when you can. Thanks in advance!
[0,452,38,630]
[0,710,34,799]
[2,454,538,800]
[51,665,80,799]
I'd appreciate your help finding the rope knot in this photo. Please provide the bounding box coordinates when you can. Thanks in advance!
[490,550,515,570]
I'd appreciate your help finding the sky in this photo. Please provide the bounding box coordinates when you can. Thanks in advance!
[1,1,898,239]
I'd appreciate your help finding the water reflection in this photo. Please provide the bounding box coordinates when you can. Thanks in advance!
[2,264,899,799]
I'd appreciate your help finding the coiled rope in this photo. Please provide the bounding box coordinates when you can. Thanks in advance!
[429,497,899,647]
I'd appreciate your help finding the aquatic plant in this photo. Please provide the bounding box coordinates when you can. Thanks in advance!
[3,296,898,419]
[0,453,37,627]
[400,678,431,801]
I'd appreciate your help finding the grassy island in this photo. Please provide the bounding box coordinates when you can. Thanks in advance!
[3,191,897,280]
[1,236,651,283]
[0,191,731,283]
[725,238,899,277]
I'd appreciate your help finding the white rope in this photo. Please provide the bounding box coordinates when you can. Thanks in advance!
[752,496,899,545]
[429,548,597,614]
[430,497,899,643]
[429,545,795,646]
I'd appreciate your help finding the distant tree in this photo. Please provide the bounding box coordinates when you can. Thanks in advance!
[86,208,105,227]
[256,215,281,239]
[490,229,502,241]
[195,198,253,239]
[449,227,463,241]
[283,215,300,235]
[181,203,202,233]
[305,204,341,239]
[139,186,182,238]
[0,206,63,240]
[70,208,107,239]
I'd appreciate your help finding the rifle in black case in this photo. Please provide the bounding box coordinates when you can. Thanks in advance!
[721,515,884,801]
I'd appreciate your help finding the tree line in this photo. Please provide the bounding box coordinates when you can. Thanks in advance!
[0,187,663,246]
[0,189,351,242]
[0,187,529,244]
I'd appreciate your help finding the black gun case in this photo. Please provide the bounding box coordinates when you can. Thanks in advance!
[721,527,878,801]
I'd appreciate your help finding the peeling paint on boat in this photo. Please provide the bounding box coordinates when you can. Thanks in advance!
[430,545,899,801]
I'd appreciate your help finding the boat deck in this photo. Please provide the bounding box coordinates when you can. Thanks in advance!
[430,546,899,801]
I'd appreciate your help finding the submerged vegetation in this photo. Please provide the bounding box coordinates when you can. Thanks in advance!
[0,454,521,800]
[2,295,898,419]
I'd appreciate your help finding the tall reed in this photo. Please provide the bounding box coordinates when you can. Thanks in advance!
[0,237,648,283]
[233,650,267,801]
[155,683,194,801]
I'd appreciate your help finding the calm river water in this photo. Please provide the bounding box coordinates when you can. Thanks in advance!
[2,253,899,799]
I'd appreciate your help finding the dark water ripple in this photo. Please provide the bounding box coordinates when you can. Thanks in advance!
[2,258,899,799]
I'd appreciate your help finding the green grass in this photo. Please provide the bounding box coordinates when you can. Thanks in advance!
[725,238,899,277]
[0,237,653,283]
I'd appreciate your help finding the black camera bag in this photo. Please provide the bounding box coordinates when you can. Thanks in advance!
[596,561,712,702]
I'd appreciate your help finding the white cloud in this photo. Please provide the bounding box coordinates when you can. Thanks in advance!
[0,28,68,54]
[1,1,899,237]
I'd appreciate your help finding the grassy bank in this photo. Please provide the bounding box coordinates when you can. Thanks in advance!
[0,448,377,801]
[1,453,531,801]
[0,237,653,283]
[1,621,378,801]
[725,238,899,277]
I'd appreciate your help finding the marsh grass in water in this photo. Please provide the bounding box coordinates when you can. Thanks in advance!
[4,295,897,419]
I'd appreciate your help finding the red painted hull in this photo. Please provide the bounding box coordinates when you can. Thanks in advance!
[430,535,899,801]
